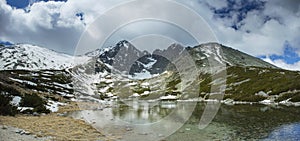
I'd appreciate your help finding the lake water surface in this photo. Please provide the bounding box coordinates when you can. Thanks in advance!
[69,101,300,141]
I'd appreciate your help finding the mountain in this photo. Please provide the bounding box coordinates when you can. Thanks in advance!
[187,42,276,69]
[0,69,74,98]
[84,48,102,57]
[89,41,300,104]
[0,44,90,70]
[0,41,276,75]
[96,41,277,77]
[1,40,300,116]
[96,40,150,74]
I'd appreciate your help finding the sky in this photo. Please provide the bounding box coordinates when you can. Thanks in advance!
[0,0,300,70]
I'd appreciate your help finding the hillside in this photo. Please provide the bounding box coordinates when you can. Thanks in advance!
[0,44,90,70]
[0,41,300,117]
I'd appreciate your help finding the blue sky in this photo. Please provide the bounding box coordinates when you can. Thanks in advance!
[6,0,66,9]
[1,0,300,70]
[212,0,266,30]
[204,0,300,67]
[6,0,30,8]
[260,42,300,65]
[268,44,300,65]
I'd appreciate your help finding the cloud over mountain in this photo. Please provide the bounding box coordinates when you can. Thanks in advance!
[0,0,300,70]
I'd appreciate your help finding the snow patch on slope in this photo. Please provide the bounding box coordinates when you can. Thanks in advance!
[201,43,232,65]
[130,69,159,80]
[0,44,90,70]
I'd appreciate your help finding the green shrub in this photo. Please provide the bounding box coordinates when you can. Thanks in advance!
[275,93,294,102]
[165,91,181,96]
[33,105,50,114]
[0,83,21,96]
[20,93,45,107]
[199,74,212,94]
[240,95,266,102]
[291,94,300,102]
[20,93,50,113]
[227,94,266,102]
[21,109,33,114]
[133,86,150,94]
[166,78,181,91]
[0,94,18,116]
[275,92,300,102]
[223,66,300,102]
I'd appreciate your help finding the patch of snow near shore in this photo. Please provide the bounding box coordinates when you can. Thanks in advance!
[143,91,150,95]
[46,100,66,112]
[260,99,274,104]
[278,99,300,106]
[10,96,21,106]
[160,95,177,100]
[131,93,140,97]
[256,91,268,97]
[17,107,34,112]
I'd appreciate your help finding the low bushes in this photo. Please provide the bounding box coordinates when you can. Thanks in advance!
[20,93,50,114]
[0,94,18,116]
[275,92,300,102]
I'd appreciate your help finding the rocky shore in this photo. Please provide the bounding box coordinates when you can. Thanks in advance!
[0,102,111,141]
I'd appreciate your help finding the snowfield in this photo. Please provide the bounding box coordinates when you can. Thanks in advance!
[0,44,90,70]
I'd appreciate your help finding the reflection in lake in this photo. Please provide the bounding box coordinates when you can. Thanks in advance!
[168,103,300,141]
[70,101,300,141]
[112,101,178,124]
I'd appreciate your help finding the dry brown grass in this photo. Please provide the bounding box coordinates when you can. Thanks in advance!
[58,101,109,113]
[57,102,81,113]
[0,114,111,141]
[0,102,117,141]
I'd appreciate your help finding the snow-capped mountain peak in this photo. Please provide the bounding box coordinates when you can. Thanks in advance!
[0,41,277,76]
[96,40,150,73]
[189,42,277,69]
[116,40,130,48]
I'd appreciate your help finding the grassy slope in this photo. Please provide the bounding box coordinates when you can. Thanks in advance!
[0,70,74,115]
[0,70,73,98]
[1,65,300,103]
[199,66,300,102]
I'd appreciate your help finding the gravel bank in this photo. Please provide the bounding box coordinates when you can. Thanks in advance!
[0,125,52,141]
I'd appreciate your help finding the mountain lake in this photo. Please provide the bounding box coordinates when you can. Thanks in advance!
[68,100,300,141]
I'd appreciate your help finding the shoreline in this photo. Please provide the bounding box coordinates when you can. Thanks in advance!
[109,97,300,107]
[0,125,53,141]
[1,98,299,141]
[0,102,112,141]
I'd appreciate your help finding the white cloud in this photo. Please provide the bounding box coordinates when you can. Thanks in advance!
[193,0,300,58]
[0,0,122,54]
[0,0,217,55]
[0,0,82,53]
[203,0,227,9]
[263,57,300,71]
[1,0,300,70]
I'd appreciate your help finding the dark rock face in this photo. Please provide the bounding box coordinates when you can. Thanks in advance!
[95,40,277,75]
[129,54,174,75]
[98,40,149,74]
[97,41,184,75]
